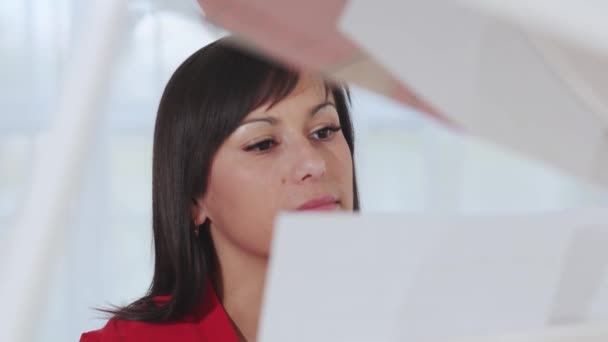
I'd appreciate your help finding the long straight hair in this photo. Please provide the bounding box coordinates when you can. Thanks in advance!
[103,37,359,321]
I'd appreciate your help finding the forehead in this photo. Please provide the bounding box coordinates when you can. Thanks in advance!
[287,74,328,99]
[248,75,332,118]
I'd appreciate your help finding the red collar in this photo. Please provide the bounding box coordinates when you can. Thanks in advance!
[195,281,240,341]
[150,281,240,341]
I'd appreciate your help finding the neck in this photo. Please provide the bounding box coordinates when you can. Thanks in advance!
[210,228,269,342]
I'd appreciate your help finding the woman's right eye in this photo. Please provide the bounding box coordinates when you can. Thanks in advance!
[244,139,276,152]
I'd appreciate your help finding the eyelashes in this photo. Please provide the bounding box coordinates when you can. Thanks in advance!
[243,125,342,153]
[244,138,276,152]
[309,125,341,140]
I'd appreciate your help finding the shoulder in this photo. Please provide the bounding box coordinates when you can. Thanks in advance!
[80,318,201,342]
[80,297,199,342]
[80,319,125,342]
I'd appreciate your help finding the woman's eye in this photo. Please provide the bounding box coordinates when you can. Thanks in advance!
[310,125,341,141]
[244,139,276,152]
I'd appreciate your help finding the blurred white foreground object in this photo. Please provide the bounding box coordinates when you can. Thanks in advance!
[259,211,608,342]
[448,323,608,342]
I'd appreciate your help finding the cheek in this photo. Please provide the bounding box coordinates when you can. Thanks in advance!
[205,156,282,255]
[329,138,354,208]
[212,160,282,209]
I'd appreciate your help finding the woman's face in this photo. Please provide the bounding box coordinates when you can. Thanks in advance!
[194,75,354,257]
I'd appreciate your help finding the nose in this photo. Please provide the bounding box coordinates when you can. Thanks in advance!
[291,139,327,183]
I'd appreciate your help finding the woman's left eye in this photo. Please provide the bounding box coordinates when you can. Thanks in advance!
[310,125,341,141]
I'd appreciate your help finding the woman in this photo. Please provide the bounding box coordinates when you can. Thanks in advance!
[81,36,359,341]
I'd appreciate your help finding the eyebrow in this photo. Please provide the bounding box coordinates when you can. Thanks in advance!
[310,101,336,116]
[239,101,337,127]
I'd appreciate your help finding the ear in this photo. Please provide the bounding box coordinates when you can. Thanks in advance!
[190,196,208,226]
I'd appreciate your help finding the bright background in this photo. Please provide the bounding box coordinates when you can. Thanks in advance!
[1,0,607,340]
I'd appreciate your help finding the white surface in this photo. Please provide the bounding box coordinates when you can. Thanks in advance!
[259,211,608,342]
[448,322,608,342]
[339,0,608,188]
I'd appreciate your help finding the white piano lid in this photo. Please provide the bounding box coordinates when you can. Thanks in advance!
[461,0,608,55]
[339,0,608,188]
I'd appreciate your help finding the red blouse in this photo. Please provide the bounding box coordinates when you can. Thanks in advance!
[80,283,240,342]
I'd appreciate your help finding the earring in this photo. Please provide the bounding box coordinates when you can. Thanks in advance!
[194,218,210,237]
